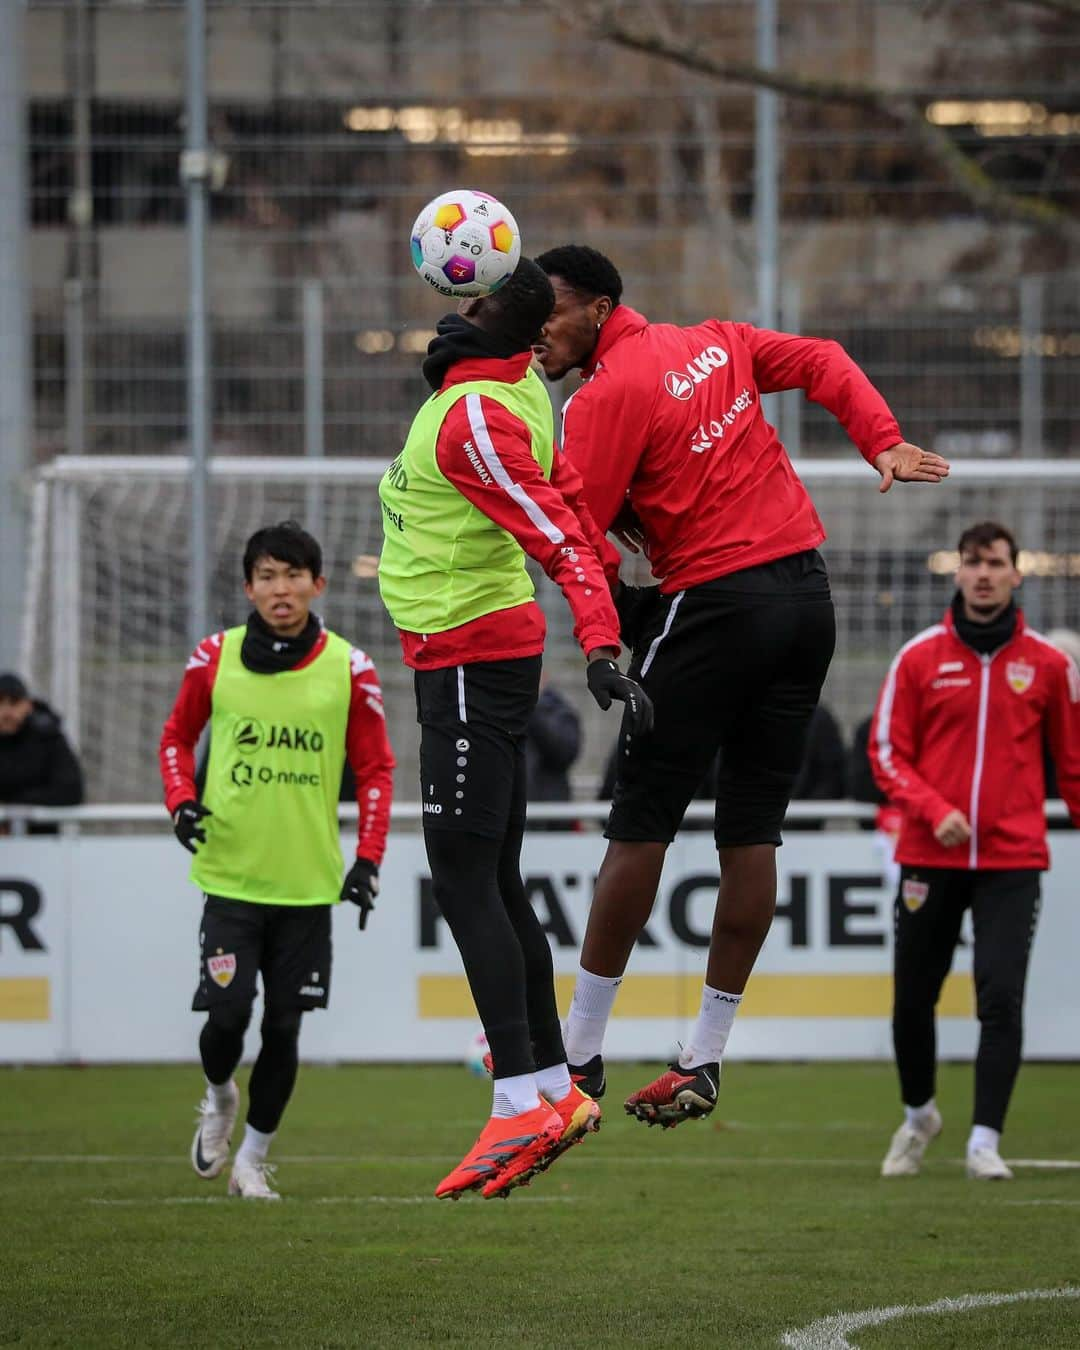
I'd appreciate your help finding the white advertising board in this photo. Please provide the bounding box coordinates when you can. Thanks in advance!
[2,830,1078,1063]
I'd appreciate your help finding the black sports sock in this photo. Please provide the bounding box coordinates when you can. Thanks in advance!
[246,1008,302,1134]
[199,1002,252,1084]
[424,827,535,1078]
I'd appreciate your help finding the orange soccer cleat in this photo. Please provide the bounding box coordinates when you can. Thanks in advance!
[543,1082,602,1159]
[435,1103,563,1201]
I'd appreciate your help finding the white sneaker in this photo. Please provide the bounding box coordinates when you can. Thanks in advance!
[966,1147,1014,1181]
[190,1081,240,1179]
[880,1107,943,1177]
[228,1157,281,1200]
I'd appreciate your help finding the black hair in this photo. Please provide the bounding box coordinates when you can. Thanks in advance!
[242,520,323,582]
[957,520,1018,565]
[535,244,623,306]
[482,256,556,350]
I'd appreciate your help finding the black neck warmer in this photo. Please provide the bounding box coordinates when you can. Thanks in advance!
[421,313,522,391]
[240,609,322,674]
[951,592,1018,656]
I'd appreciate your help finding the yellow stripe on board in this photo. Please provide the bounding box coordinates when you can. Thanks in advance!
[418,972,972,1020]
[0,977,51,1022]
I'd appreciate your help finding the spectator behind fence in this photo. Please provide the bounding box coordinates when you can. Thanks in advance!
[525,681,582,830]
[0,673,84,833]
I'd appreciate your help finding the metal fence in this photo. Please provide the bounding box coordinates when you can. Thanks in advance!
[24,0,1080,462]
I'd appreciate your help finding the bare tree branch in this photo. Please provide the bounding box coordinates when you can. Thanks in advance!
[547,1,1080,243]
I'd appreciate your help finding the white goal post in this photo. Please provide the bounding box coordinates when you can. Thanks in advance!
[22,455,1080,803]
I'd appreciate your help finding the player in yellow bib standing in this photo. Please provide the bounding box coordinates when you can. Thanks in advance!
[160,522,395,1198]
[379,258,652,1199]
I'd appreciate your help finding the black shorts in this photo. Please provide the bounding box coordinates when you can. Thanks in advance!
[608,550,836,848]
[192,895,333,1012]
[414,656,540,839]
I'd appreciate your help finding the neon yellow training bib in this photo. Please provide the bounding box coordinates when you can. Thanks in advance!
[192,626,351,905]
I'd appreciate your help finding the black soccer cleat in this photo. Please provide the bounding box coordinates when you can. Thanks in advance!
[568,1054,606,1101]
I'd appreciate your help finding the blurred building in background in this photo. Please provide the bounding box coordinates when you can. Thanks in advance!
[18,0,1080,800]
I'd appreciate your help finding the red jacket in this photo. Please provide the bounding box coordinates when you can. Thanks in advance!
[560,306,903,592]
[869,608,1080,870]
[159,630,395,865]
[397,352,621,670]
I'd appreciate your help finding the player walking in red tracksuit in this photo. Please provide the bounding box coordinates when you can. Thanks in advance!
[532,244,950,1125]
[871,520,1080,1180]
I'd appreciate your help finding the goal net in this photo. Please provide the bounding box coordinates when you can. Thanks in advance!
[22,455,1080,803]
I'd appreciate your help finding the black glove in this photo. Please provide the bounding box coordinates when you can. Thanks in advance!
[614,582,662,651]
[341,857,379,930]
[586,659,654,736]
[172,800,212,854]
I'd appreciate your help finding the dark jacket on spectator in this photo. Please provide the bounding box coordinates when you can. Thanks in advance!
[0,700,84,829]
[525,686,581,803]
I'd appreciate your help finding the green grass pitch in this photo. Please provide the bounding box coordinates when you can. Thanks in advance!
[1,1063,1077,1348]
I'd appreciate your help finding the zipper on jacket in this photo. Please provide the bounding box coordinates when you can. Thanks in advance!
[967,653,994,868]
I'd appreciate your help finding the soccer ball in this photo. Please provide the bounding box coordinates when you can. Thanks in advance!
[464,1029,490,1077]
[410,189,521,298]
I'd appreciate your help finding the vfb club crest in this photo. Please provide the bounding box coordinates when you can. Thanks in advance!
[1006,661,1035,695]
[207,952,236,988]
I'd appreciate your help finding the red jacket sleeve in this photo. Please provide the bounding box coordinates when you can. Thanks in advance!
[1044,650,1080,826]
[346,647,395,865]
[868,646,955,830]
[559,377,649,533]
[436,392,621,658]
[733,324,903,465]
[159,633,223,814]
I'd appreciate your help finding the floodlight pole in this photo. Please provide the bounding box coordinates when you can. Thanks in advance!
[756,0,779,422]
[0,0,30,671]
[183,0,211,649]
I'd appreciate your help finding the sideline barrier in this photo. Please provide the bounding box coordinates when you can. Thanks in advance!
[1,805,1077,1063]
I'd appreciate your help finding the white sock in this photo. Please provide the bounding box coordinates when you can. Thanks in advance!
[968,1124,1001,1155]
[904,1098,938,1130]
[206,1078,235,1110]
[235,1123,274,1164]
[679,985,742,1068]
[563,966,623,1063]
[491,1072,541,1119]
[535,1062,573,1104]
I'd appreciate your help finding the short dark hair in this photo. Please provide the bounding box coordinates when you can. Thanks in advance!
[535,245,623,306]
[482,257,556,350]
[957,520,1018,565]
[242,520,323,582]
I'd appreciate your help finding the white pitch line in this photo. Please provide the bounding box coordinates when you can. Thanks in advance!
[4,1153,885,1167]
[1006,1159,1080,1170]
[1004,1199,1080,1208]
[780,1286,1080,1350]
[8,1152,1077,1169]
[86,1194,578,1207]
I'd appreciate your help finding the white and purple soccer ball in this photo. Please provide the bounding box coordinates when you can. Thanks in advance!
[410,189,522,298]
[464,1029,490,1077]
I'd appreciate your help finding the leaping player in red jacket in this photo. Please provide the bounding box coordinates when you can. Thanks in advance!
[532,244,950,1127]
[870,519,1080,1180]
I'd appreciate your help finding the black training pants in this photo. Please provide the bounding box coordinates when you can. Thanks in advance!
[892,866,1041,1131]
[416,657,565,1079]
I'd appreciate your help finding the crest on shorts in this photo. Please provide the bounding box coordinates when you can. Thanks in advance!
[901,879,929,913]
[1006,661,1035,694]
[207,952,236,988]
